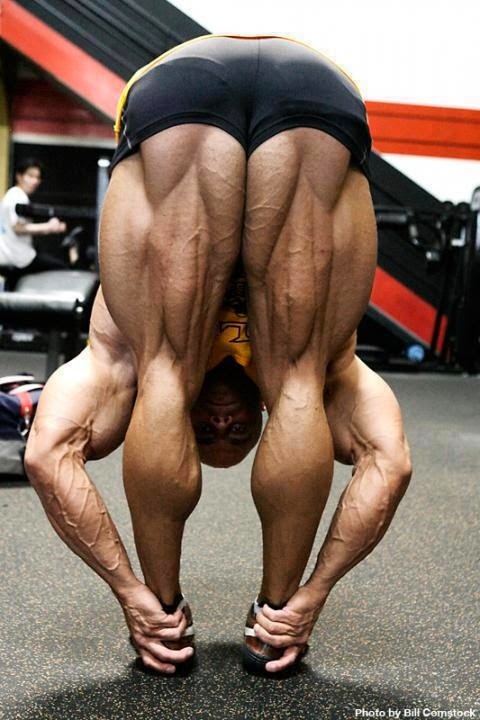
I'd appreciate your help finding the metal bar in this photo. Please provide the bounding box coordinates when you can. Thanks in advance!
[25,0,136,77]
[94,157,110,271]
[67,0,169,56]
[15,203,96,219]
[45,329,61,378]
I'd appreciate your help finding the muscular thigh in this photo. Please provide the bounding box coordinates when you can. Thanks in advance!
[243,128,377,405]
[99,125,246,395]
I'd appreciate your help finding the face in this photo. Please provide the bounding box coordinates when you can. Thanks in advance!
[16,166,42,196]
[190,358,264,468]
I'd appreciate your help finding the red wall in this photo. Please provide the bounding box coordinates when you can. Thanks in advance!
[11,78,114,140]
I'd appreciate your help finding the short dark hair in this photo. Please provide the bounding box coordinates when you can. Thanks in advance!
[15,158,44,177]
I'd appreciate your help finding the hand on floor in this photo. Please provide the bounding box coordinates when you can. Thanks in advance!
[119,583,194,674]
[254,585,325,672]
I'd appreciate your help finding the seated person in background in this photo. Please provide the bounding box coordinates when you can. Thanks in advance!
[0,159,67,284]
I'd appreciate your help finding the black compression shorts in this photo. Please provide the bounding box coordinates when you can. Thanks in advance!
[111,35,372,177]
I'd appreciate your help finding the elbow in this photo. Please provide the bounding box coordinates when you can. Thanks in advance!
[395,445,413,494]
[24,439,52,491]
[401,455,413,487]
[25,422,86,495]
[24,431,70,495]
[379,444,412,501]
[12,223,28,235]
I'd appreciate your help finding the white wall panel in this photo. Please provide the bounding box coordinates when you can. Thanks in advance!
[171,0,480,200]
[172,0,480,108]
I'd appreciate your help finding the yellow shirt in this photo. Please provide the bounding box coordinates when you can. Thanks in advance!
[207,307,257,382]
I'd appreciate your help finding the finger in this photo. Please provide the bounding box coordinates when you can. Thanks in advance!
[144,614,188,638]
[265,645,302,673]
[159,608,186,627]
[253,624,299,648]
[143,639,195,665]
[138,647,177,675]
[155,622,189,642]
[254,614,294,636]
[260,604,294,622]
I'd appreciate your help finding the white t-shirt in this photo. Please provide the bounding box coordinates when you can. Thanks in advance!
[0,186,36,268]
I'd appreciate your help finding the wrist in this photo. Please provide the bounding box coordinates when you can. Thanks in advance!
[109,571,144,603]
[303,577,331,605]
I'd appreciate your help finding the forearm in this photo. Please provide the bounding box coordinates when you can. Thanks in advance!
[14,221,51,236]
[26,442,141,601]
[306,451,410,599]
[313,358,412,601]
[24,341,140,601]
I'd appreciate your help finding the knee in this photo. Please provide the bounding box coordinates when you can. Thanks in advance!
[137,355,194,408]
[269,368,327,418]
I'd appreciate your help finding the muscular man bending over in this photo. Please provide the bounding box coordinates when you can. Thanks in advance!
[25,34,411,675]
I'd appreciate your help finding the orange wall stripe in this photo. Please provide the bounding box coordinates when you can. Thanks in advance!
[0,0,124,120]
[12,117,114,138]
[366,101,480,160]
[370,267,447,350]
[2,2,479,161]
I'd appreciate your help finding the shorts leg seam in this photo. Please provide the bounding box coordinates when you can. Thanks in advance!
[111,113,248,172]
[248,115,371,176]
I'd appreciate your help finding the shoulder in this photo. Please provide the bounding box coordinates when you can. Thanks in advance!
[2,186,26,205]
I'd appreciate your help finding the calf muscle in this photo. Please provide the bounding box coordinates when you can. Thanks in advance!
[252,368,333,604]
[244,130,377,607]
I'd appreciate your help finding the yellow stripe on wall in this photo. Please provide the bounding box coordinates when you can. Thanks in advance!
[0,67,10,196]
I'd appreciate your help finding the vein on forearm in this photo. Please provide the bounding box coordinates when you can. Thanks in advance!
[38,446,126,575]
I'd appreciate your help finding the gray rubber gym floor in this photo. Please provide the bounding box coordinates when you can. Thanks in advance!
[0,351,478,720]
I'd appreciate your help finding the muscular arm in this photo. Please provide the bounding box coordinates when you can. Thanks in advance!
[25,288,139,596]
[312,355,412,593]
[25,289,192,672]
